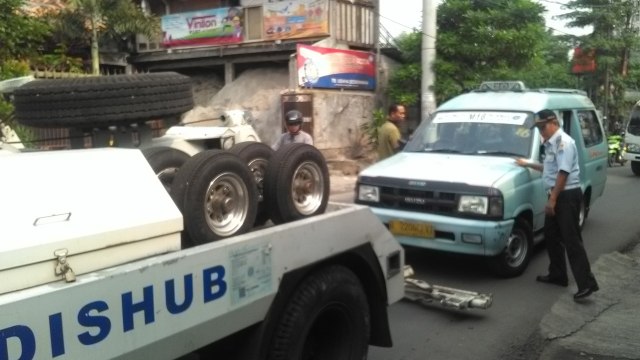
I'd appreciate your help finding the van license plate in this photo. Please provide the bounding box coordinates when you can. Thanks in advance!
[389,220,434,238]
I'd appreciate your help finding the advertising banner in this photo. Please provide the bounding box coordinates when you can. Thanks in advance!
[162,7,243,47]
[296,44,376,91]
[263,0,328,40]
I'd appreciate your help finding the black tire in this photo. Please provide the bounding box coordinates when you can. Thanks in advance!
[489,218,532,278]
[267,265,370,360]
[228,142,274,226]
[170,150,258,247]
[632,161,640,176]
[13,72,194,128]
[608,153,614,167]
[141,147,190,193]
[264,143,330,225]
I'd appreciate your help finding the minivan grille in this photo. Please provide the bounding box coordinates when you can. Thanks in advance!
[380,187,458,214]
[356,176,499,219]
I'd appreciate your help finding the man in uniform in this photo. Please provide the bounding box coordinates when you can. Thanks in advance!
[516,109,599,301]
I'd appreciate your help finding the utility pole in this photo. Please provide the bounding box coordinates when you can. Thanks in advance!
[421,0,437,122]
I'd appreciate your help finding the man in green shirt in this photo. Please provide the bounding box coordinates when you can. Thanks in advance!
[377,104,406,160]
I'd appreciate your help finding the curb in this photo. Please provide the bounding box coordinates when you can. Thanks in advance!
[538,244,640,360]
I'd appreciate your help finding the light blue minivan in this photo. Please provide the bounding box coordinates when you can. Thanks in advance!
[356,81,608,277]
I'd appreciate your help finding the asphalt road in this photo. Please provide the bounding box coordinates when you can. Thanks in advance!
[329,165,640,360]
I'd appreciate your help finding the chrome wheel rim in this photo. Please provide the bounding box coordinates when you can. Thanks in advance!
[204,172,249,237]
[291,161,324,215]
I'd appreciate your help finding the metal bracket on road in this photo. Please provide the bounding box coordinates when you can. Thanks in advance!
[403,266,493,310]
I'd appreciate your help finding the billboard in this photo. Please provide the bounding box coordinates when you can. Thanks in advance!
[263,0,328,40]
[162,7,243,47]
[296,44,376,91]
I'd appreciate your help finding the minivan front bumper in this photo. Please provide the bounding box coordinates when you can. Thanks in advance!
[369,207,514,257]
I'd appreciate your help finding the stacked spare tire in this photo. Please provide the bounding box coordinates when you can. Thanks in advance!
[13,72,330,247]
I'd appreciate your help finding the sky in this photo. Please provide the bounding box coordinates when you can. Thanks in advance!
[379,0,591,38]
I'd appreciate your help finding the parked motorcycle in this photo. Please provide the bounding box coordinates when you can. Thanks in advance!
[607,133,627,167]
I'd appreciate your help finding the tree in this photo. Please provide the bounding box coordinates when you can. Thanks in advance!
[560,0,640,128]
[0,0,51,63]
[384,0,577,109]
[387,31,422,106]
[0,0,51,145]
[434,0,551,102]
[52,0,161,74]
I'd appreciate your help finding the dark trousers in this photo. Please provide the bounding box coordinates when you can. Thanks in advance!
[543,188,598,290]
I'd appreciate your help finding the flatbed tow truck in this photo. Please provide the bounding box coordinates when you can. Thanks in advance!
[0,73,491,360]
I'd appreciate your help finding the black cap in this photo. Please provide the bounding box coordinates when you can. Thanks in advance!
[531,109,557,129]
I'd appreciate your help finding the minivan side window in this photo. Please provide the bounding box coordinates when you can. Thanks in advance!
[577,110,603,147]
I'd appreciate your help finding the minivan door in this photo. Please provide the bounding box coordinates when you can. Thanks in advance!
[564,109,607,203]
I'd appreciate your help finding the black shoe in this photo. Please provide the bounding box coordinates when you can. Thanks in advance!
[536,274,568,287]
[573,284,598,301]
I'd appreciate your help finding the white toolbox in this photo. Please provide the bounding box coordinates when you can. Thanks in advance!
[0,148,182,294]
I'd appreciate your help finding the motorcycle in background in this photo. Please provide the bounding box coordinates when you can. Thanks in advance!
[607,132,627,167]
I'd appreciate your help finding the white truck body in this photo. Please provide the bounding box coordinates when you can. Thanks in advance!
[149,110,261,156]
[0,148,404,360]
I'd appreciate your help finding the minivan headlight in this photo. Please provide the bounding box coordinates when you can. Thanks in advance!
[458,196,488,214]
[358,185,380,202]
[458,194,503,217]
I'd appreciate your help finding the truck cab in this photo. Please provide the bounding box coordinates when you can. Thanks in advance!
[356,81,608,277]
[624,101,640,175]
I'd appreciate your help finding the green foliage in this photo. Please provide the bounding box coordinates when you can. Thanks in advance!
[435,0,549,102]
[0,60,31,80]
[389,63,421,106]
[33,45,84,73]
[360,108,387,147]
[0,99,36,148]
[51,0,162,74]
[387,32,422,106]
[0,0,52,62]
[560,0,640,125]
[385,0,579,106]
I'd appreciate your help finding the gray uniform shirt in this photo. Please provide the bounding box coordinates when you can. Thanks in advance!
[542,128,581,191]
[272,131,313,151]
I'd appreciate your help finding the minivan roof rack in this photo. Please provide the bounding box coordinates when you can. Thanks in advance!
[534,88,587,96]
[476,81,527,92]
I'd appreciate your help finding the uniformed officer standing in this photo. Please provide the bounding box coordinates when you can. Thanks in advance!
[516,109,599,301]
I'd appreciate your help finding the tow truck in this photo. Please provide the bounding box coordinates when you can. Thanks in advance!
[0,72,491,360]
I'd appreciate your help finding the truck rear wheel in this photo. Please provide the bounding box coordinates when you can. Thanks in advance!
[142,147,190,193]
[171,150,258,246]
[264,143,330,224]
[228,142,274,226]
[489,218,532,278]
[267,265,370,360]
[13,72,194,128]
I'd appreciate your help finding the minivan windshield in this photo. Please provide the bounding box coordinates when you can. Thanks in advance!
[404,111,534,158]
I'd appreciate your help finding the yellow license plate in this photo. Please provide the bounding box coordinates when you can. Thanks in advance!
[388,220,435,238]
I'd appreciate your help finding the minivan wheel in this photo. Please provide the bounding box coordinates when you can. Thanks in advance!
[489,218,532,278]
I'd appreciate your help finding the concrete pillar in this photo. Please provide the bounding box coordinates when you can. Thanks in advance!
[224,61,235,85]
